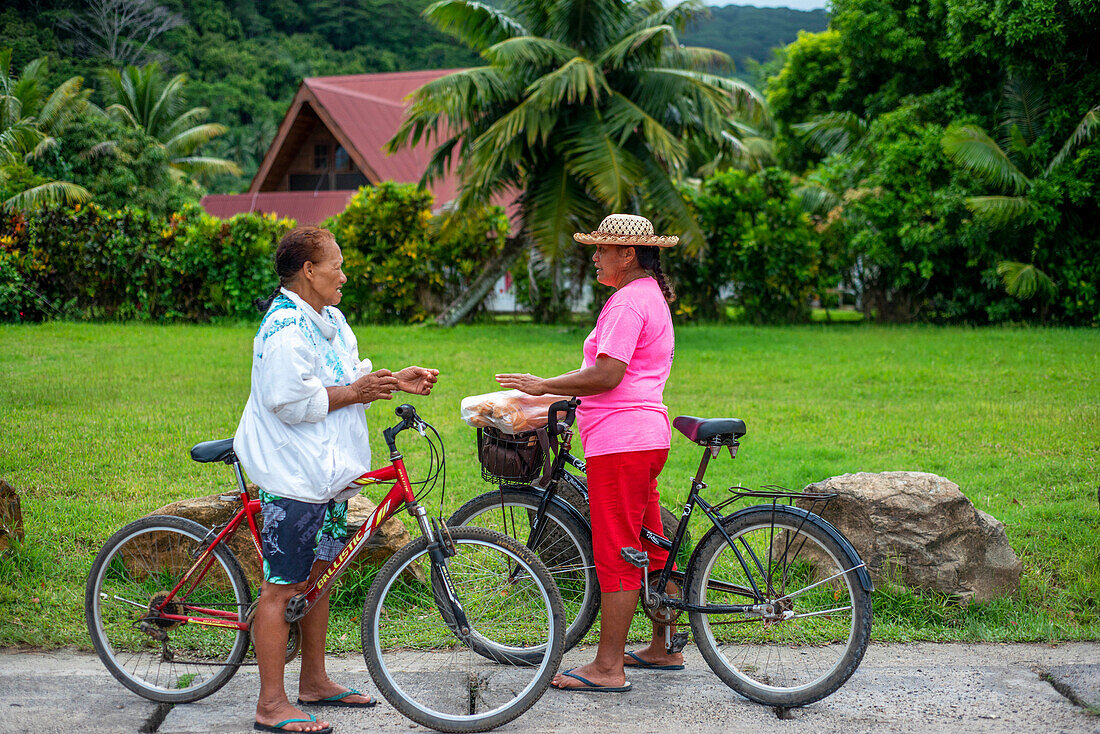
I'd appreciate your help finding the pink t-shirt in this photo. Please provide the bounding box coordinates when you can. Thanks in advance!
[577,277,675,458]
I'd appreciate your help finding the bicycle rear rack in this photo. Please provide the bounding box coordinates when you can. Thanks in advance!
[713,484,836,517]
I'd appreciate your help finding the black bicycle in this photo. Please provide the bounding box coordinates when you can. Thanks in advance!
[451,399,874,707]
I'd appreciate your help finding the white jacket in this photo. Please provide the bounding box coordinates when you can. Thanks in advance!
[233,288,372,503]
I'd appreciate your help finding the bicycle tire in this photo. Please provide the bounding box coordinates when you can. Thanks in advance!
[448,488,598,654]
[361,526,565,733]
[85,515,252,703]
[686,507,872,707]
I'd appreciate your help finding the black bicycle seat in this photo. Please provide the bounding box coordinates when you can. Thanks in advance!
[672,416,747,444]
[190,438,237,464]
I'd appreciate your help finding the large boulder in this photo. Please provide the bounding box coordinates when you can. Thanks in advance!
[0,480,24,553]
[148,489,415,583]
[802,472,1022,602]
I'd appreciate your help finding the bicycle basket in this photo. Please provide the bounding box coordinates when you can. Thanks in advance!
[477,427,545,484]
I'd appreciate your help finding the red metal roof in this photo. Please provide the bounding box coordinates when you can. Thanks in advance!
[201,69,519,225]
[200,191,355,226]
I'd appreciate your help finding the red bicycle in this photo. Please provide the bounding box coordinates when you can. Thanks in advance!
[85,404,565,733]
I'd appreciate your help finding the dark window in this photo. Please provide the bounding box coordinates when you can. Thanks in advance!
[334,145,352,171]
[313,144,328,170]
[335,172,369,189]
[289,173,326,191]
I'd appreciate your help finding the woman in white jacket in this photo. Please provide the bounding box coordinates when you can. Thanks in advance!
[234,226,438,734]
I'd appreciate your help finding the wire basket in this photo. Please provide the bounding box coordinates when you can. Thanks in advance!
[477,427,545,484]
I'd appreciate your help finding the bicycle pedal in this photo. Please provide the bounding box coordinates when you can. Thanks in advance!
[620,547,649,569]
[667,630,689,654]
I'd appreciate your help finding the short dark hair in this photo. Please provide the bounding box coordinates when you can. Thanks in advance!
[254,226,335,312]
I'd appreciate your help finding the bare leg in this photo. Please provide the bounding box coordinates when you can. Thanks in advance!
[623,579,684,668]
[296,560,372,705]
[255,579,329,732]
[551,589,638,689]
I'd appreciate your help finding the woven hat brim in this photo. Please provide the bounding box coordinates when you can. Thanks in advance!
[573,232,679,247]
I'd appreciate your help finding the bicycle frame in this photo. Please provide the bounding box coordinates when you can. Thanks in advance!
[153,411,444,631]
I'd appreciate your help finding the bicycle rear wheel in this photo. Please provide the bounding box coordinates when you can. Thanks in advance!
[687,507,872,707]
[85,515,252,703]
[362,526,564,733]
[448,487,598,655]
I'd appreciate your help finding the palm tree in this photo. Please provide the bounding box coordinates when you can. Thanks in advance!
[942,79,1100,304]
[101,62,241,182]
[0,49,92,210]
[389,0,764,324]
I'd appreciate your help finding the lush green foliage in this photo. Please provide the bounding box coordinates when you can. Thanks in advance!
[1,323,1097,647]
[763,0,1100,325]
[669,168,823,323]
[0,202,290,320]
[324,182,509,323]
[391,0,764,320]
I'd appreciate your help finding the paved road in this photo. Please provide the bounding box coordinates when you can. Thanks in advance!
[1,643,1097,734]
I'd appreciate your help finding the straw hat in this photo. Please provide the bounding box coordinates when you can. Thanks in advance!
[573,214,679,247]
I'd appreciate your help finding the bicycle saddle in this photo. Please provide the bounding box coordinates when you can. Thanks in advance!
[190,438,237,464]
[672,416,747,444]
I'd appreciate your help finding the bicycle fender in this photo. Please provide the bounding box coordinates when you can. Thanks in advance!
[544,493,591,536]
[718,505,874,593]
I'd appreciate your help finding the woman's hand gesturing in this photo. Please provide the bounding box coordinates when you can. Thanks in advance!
[394,366,440,395]
[495,373,548,396]
[352,369,399,403]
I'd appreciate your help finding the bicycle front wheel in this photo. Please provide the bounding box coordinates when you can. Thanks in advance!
[448,487,598,655]
[85,515,252,703]
[687,507,872,707]
[362,526,564,733]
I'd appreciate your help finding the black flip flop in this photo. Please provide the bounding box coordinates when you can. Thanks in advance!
[624,650,686,670]
[297,687,376,708]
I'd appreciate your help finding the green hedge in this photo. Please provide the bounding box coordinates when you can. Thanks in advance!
[0,183,509,324]
[0,203,290,321]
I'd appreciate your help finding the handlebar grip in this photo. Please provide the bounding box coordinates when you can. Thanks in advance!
[395,403,417,420]
[547,398,579,436]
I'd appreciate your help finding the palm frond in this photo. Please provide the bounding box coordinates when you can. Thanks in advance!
[523,158,599,261]
[606,92,687,169]
[483,36,576,68]
[424,0,528,51]
[795,183,842,216]
[525,56,609,107]
[662,46,735,74]
[170,156,243,177]
[164,122,228,157]
[81,140,120,159]
[26,135,57,161]
[388,67,512,151]
[3,179,91,211]
[1001,77,1047,148]
[997,261,1057,302]
[36,76,87,136]
[596,24,674,70]
[638,154,704,255]
[633,0,707,33]
[793,112,868,157]
[965,195,1035,227]
[105,102,140,130]
[942,124,1030,194]
[1048,104,1100,173]
[560,115,645,209]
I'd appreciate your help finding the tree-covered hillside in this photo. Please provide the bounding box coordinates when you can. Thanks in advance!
[681,4,828,73]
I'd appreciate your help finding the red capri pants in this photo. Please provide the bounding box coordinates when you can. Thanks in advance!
[586,448,672,593]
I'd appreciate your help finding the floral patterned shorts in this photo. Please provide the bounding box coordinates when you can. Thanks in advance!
[258,488,348,585]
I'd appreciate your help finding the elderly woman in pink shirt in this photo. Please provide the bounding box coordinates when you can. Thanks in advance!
[497,214,681,693]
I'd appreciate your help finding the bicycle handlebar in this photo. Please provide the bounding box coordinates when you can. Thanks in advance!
[547,397,580,437]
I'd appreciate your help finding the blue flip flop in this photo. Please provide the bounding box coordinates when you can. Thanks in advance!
[297,687,376,708]
[624,650,686,671]
[254,714,332,733]
[554,668,632,693]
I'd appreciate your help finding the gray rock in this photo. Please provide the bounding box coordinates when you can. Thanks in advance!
[0,479,24,553]
[802,471,1022,601]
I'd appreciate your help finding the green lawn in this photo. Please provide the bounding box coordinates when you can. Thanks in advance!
[1,322,1098,649]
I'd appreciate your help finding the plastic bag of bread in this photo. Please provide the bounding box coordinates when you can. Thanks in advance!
[460,390,571,434]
